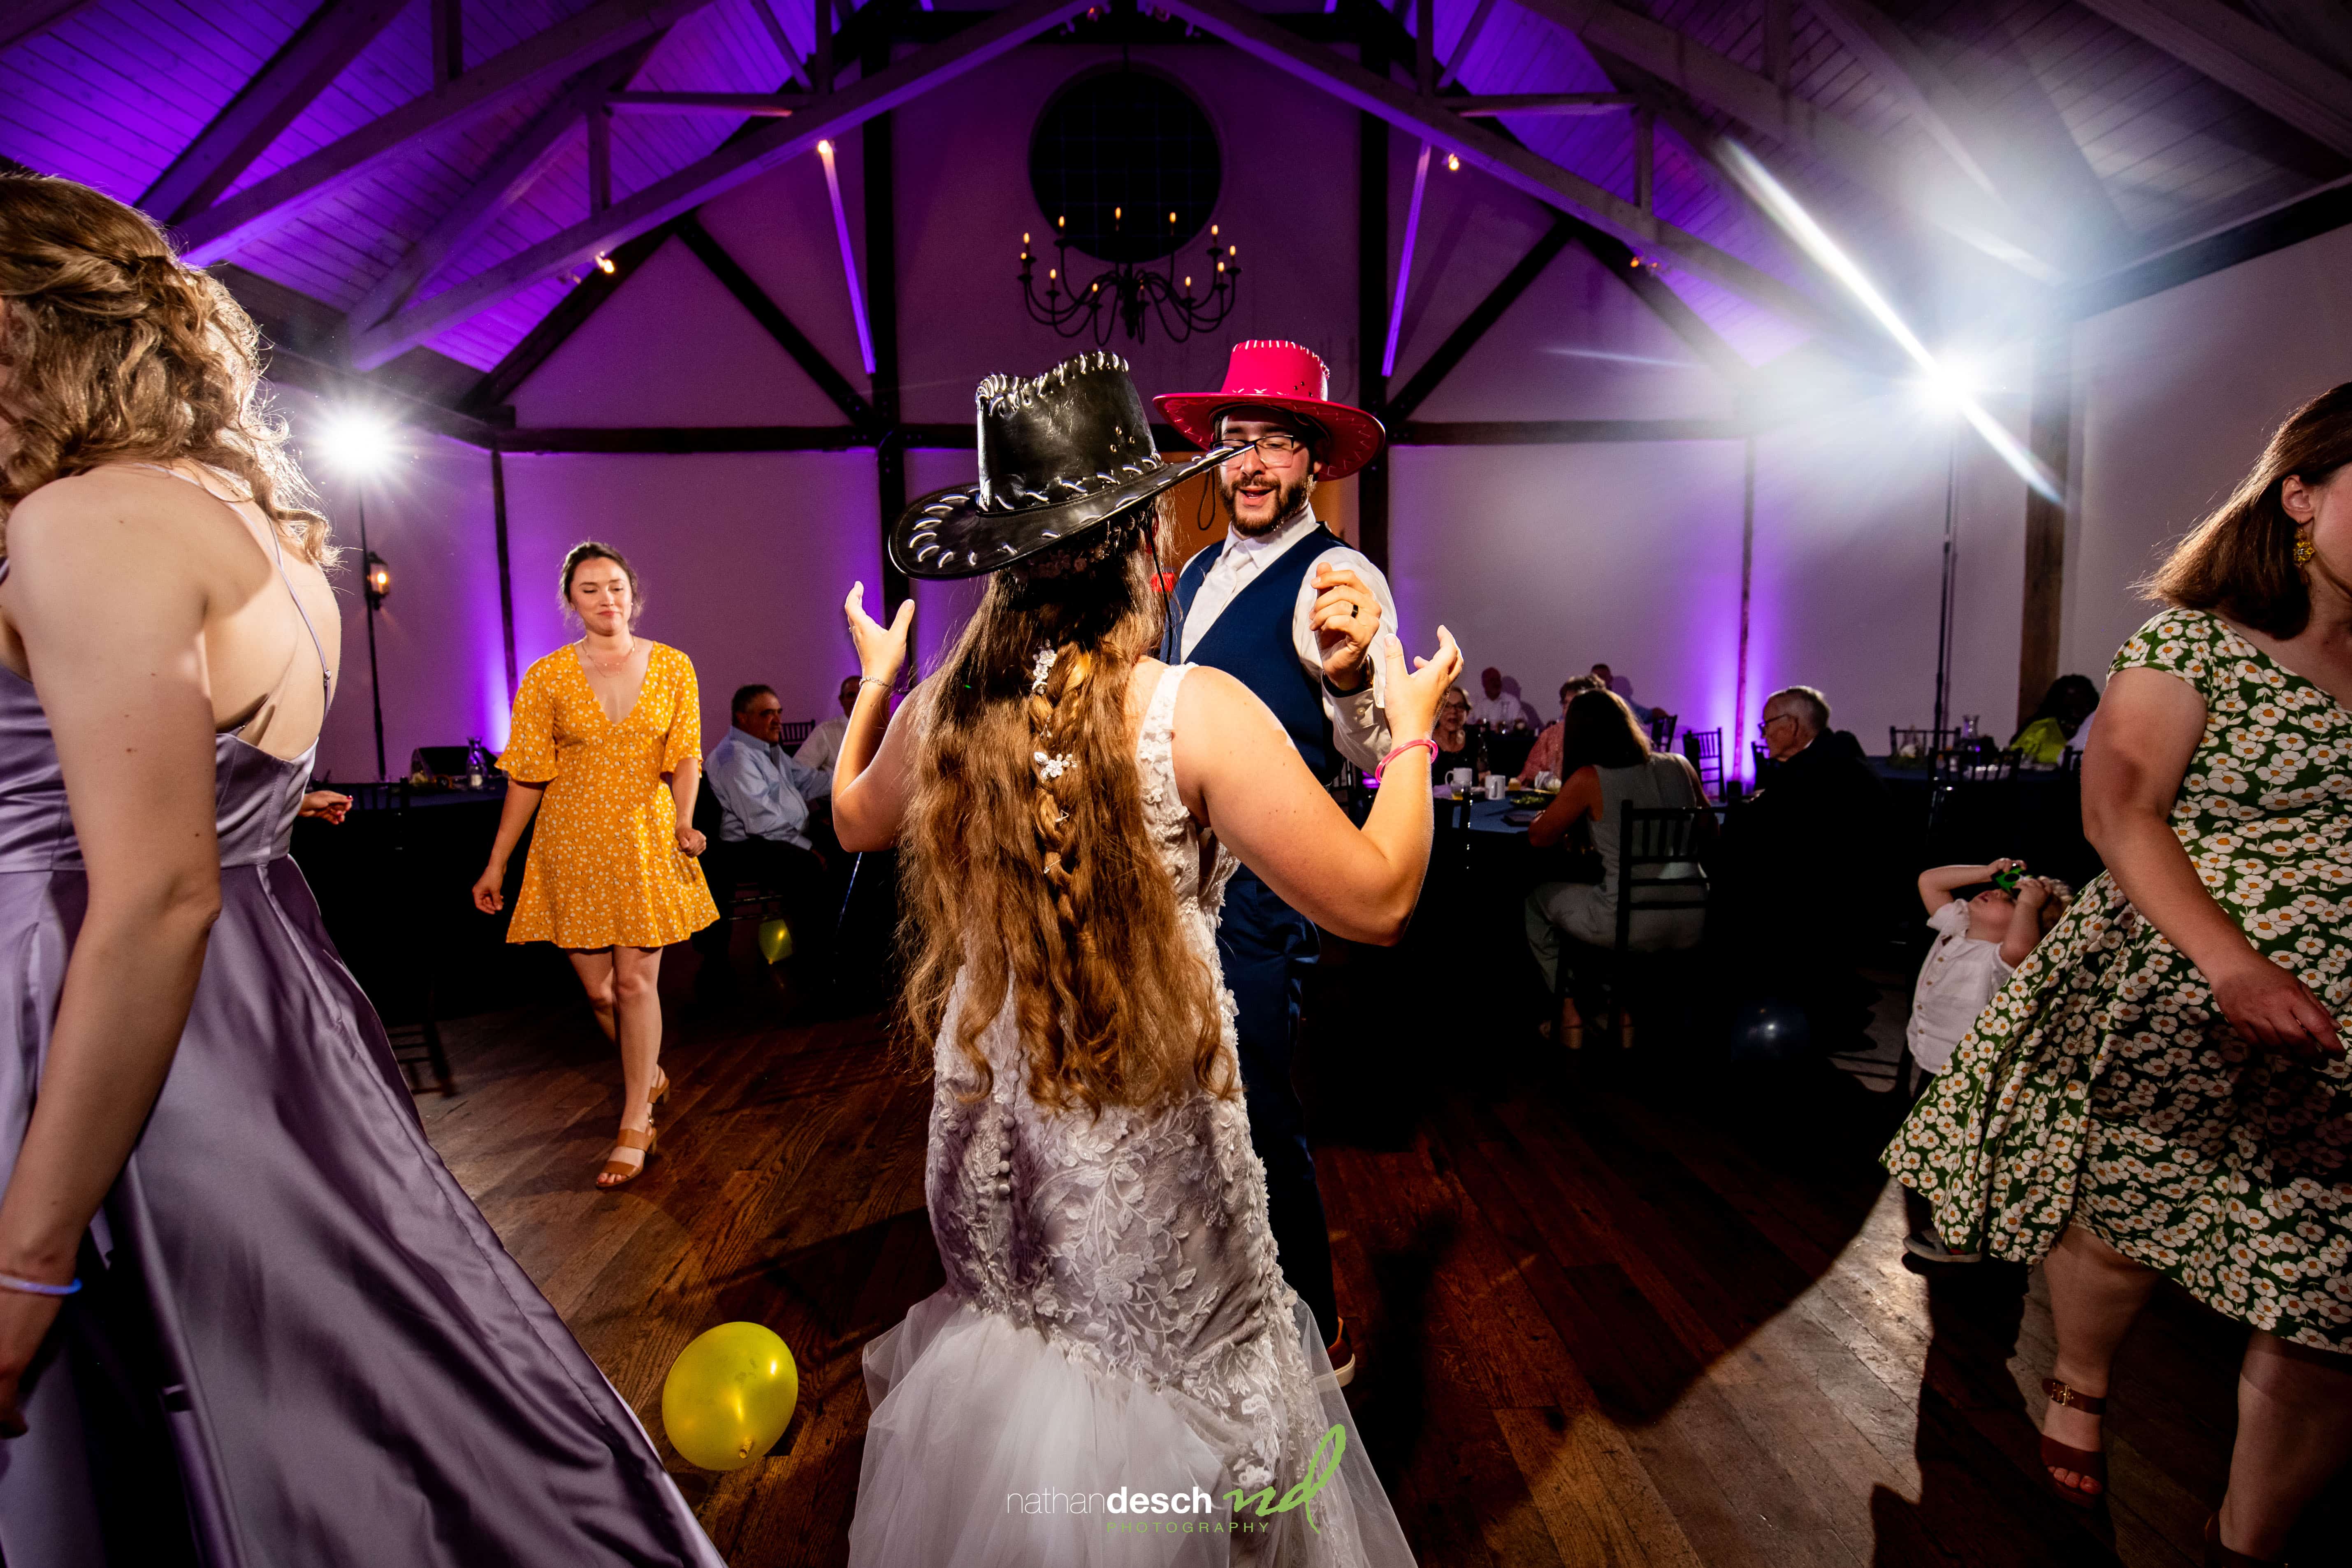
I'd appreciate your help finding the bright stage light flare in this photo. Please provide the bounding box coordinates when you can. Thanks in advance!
[318,413,397,476]
[1717,141,2059,503]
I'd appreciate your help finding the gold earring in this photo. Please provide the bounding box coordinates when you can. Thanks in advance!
[2294,536,2317,566]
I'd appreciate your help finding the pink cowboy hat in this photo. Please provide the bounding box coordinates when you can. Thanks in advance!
[1154,339,1387,481]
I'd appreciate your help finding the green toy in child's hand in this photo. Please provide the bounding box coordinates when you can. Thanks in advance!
[1993,865,2024,892]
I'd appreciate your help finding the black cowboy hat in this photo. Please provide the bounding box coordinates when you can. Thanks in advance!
[891,351,1248,581]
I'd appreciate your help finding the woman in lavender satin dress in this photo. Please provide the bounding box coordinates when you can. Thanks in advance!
[0,174,721,1566]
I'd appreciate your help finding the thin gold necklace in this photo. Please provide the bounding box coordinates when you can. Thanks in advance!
[580,637,636,675]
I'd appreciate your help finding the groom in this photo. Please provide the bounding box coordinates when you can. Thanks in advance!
[1156,341,1398,1385]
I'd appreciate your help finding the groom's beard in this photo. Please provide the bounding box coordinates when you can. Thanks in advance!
[1218,468,1313,538]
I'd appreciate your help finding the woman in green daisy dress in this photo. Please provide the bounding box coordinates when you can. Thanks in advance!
[1888,385,2352,1564]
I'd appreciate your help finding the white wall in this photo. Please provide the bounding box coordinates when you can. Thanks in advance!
[1386,394,2026,772]
[2064,222,2352,680]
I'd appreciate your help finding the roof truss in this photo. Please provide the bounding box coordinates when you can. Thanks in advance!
[2073,0,2352,159]
[173,0,730,263]
[350,0,1097,367]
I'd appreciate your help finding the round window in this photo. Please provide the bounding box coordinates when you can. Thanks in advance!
[1029,71,1221,264]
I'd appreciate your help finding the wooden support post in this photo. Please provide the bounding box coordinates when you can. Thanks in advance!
[1763,0,1791,88]
[1356,5,1389,571]
[1634,104,1654,214]
[864,35,908,616]
[2018,330,2071,727]
[813,0,833,91]
[432,0,463,83]
[490,445,518,703]
[587,105,611,212]
[1415,0,1432,95]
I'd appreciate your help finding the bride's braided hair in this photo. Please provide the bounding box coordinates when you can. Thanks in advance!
[900,496,1231,1115]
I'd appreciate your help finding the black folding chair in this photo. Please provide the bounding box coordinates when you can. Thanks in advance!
[780,719,817,747]
[1681,727,1724,798]
[1557,805,1712,1045]
[1648,710,1678,751]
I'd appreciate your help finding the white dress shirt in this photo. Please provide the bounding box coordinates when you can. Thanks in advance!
[1905,899,2016,1074]
[707,727,831,850]
[1470,692,1534,729]
[1178,507,1396,771]
[793,714,849,780]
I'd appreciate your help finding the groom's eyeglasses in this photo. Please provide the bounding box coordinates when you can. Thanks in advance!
[1217,432,1309,457]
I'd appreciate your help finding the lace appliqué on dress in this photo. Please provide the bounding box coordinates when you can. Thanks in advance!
[925,665,1320,1501]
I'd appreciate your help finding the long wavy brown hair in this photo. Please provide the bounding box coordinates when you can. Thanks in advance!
[0,171,328,562]
[898,496,1230,1116]
[2144,382,2352,637]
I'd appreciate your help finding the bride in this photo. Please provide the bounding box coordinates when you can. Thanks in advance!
[830,353,1452,1566]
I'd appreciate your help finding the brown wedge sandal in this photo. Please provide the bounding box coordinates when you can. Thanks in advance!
[2204,1513,2282,1567]
[597,1122,656,1189]
[2039,1377,2107,1508]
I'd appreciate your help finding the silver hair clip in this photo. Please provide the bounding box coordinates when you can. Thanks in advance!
[1034,750,1072,781]
[1030,647,1058,694]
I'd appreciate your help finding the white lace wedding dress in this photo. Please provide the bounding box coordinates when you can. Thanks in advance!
[848,665,1417,1567]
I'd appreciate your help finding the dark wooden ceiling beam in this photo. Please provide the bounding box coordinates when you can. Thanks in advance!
[1510,0,2064,283]
[0,0,96,53]
[1385,218,1577,422]
[347,34,667,346]
[459,220,682,415]
[674,214,873,427]
[2074,0,2352,158]
[352,0,1091,364]
[1159,0,1863,347]
[174,0,727,263]
[141,0,411,225]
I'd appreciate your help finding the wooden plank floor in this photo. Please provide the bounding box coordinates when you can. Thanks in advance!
[419,983,2348,1566]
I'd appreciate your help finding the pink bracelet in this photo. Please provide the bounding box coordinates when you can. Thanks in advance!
[1369,737,1436,785]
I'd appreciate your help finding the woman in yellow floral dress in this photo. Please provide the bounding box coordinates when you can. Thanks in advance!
[472,543,717,1188]
[1887,387,2352,1564]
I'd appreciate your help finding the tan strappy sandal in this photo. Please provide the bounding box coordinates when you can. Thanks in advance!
[597,1121,656,1188]
[2039,1377,2107,1508]
[596,1068,670,1189]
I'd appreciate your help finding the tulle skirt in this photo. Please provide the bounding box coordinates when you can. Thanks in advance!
[848,1291,1417,1567]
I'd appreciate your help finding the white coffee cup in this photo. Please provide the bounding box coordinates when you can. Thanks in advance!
[1448,767,1473,790]
[1484,775,1506,800]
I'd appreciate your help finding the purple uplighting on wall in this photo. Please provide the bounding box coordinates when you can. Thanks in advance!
[818,140,877,377]
[1382,142,1433,380]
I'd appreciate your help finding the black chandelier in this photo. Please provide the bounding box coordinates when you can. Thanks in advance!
[1020,65,1237,344]
[1018,214,1239,344]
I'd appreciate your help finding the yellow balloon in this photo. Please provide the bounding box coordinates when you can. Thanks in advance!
[756,917,794,965]
[661,1322,798,1471]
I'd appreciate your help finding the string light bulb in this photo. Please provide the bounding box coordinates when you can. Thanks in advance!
[594,252,615,274]
[1446,152,1461,172]
[818,139,833,154]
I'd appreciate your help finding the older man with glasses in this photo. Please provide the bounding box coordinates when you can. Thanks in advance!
[1153,341,1401,1387]
[695,682,836,1008]
[1719,684,1894,1051]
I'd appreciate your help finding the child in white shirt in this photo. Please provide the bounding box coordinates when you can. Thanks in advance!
[1902,858,2069,1262]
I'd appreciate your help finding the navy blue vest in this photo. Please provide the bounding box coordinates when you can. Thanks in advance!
[1170,524,1344,781]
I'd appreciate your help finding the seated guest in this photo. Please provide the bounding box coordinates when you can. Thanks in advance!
[1591,662,1654,725]
[2007,673,2100,764]
[1432,683,1475,777]
[1712,684,1894,1049]
[1522,690,1709,1045]
[791,674,861,781]
[1514,674,1603,785]
[1470,664,1535,729]
[695,683,835,1003]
